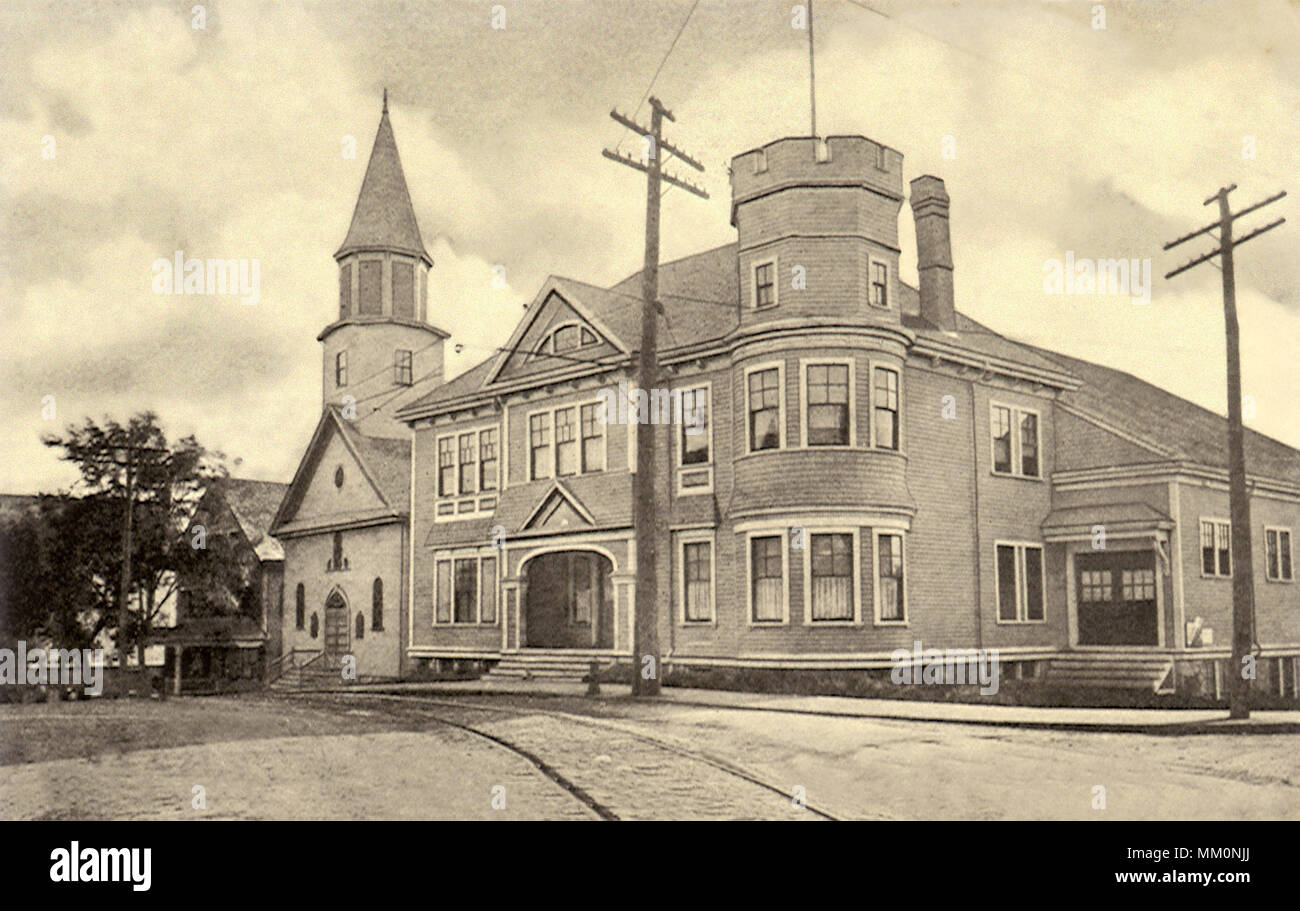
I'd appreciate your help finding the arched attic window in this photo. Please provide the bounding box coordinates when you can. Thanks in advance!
[532,322,599,359]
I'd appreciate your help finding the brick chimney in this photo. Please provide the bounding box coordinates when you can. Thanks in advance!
[909,175,955,331]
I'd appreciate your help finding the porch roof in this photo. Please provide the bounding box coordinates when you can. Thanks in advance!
[1041,502,1174,539]
[152,616,266,648]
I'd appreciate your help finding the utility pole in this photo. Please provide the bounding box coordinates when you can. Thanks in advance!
[603,98,708,697]
[119,434,135,672]
[93,433,169,677]
[808,0,817,137]
[1164,185,1286,720]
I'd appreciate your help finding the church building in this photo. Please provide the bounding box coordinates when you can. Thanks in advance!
[271,97,1300,697]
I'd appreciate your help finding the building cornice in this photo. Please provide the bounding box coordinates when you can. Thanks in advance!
[317,315,450,343]
[909,336,1080,391]
[1053,461,1300,501]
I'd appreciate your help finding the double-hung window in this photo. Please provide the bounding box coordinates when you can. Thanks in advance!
[754,261,776,308]
[682,540,714,622]
[580,404,604,472]
[870,261,888,308]
[457,433,476,494]
[437,437,455,496]
[1200,519,1231,577]
[478,428,498,492]
[991,404,1040,478]
[806,364,850,446]
[873,367,899,450]
[529,404,603,480]
[1265,527,1293,582]
[748,368,782,452]
[394,349,413,386]
[809,533,855,622]
[749,536,785,622]
[680,387,709,464]
[435,555,498,625]
[529,413,552,480]
[876,532,905,623]
[555,407,577,477]
[996,543,1045,622]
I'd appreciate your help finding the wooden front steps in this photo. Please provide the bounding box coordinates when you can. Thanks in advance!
[486,652,621,681]
[1043,653,1175,693]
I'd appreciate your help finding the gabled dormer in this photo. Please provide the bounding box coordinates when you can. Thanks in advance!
[485,277,627,386]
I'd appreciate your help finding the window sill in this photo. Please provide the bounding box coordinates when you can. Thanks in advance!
[434,622,500,628]
[990,470,1043,483]
[874,619,909,628]
[736,448,785,461]
[804,620,861,627]
[995,618,1048,626]
[1264,577,1294,584]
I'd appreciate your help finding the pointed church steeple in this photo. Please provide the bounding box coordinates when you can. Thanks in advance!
[321,93,448,440]
[335,93,431,266]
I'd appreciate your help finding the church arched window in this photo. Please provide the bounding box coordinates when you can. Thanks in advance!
[372,578,384,631]
[295,584,305,630]
[309,613,319,639]
[355,611,365,640]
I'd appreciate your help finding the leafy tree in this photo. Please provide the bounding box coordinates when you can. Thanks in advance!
[39,411,231,666]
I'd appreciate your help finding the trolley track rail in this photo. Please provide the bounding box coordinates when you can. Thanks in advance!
[294,690,845,821]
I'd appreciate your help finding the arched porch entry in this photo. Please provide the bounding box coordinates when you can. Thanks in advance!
[523,551,614,649]
[323,588,350,667]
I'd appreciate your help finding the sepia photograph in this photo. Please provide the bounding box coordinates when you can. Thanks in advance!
[0,0,1295,890]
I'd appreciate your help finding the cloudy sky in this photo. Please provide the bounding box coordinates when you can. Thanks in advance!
[2,0,1296,492]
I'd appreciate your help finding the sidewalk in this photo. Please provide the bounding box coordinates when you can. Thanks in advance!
[330,678,1300,734]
